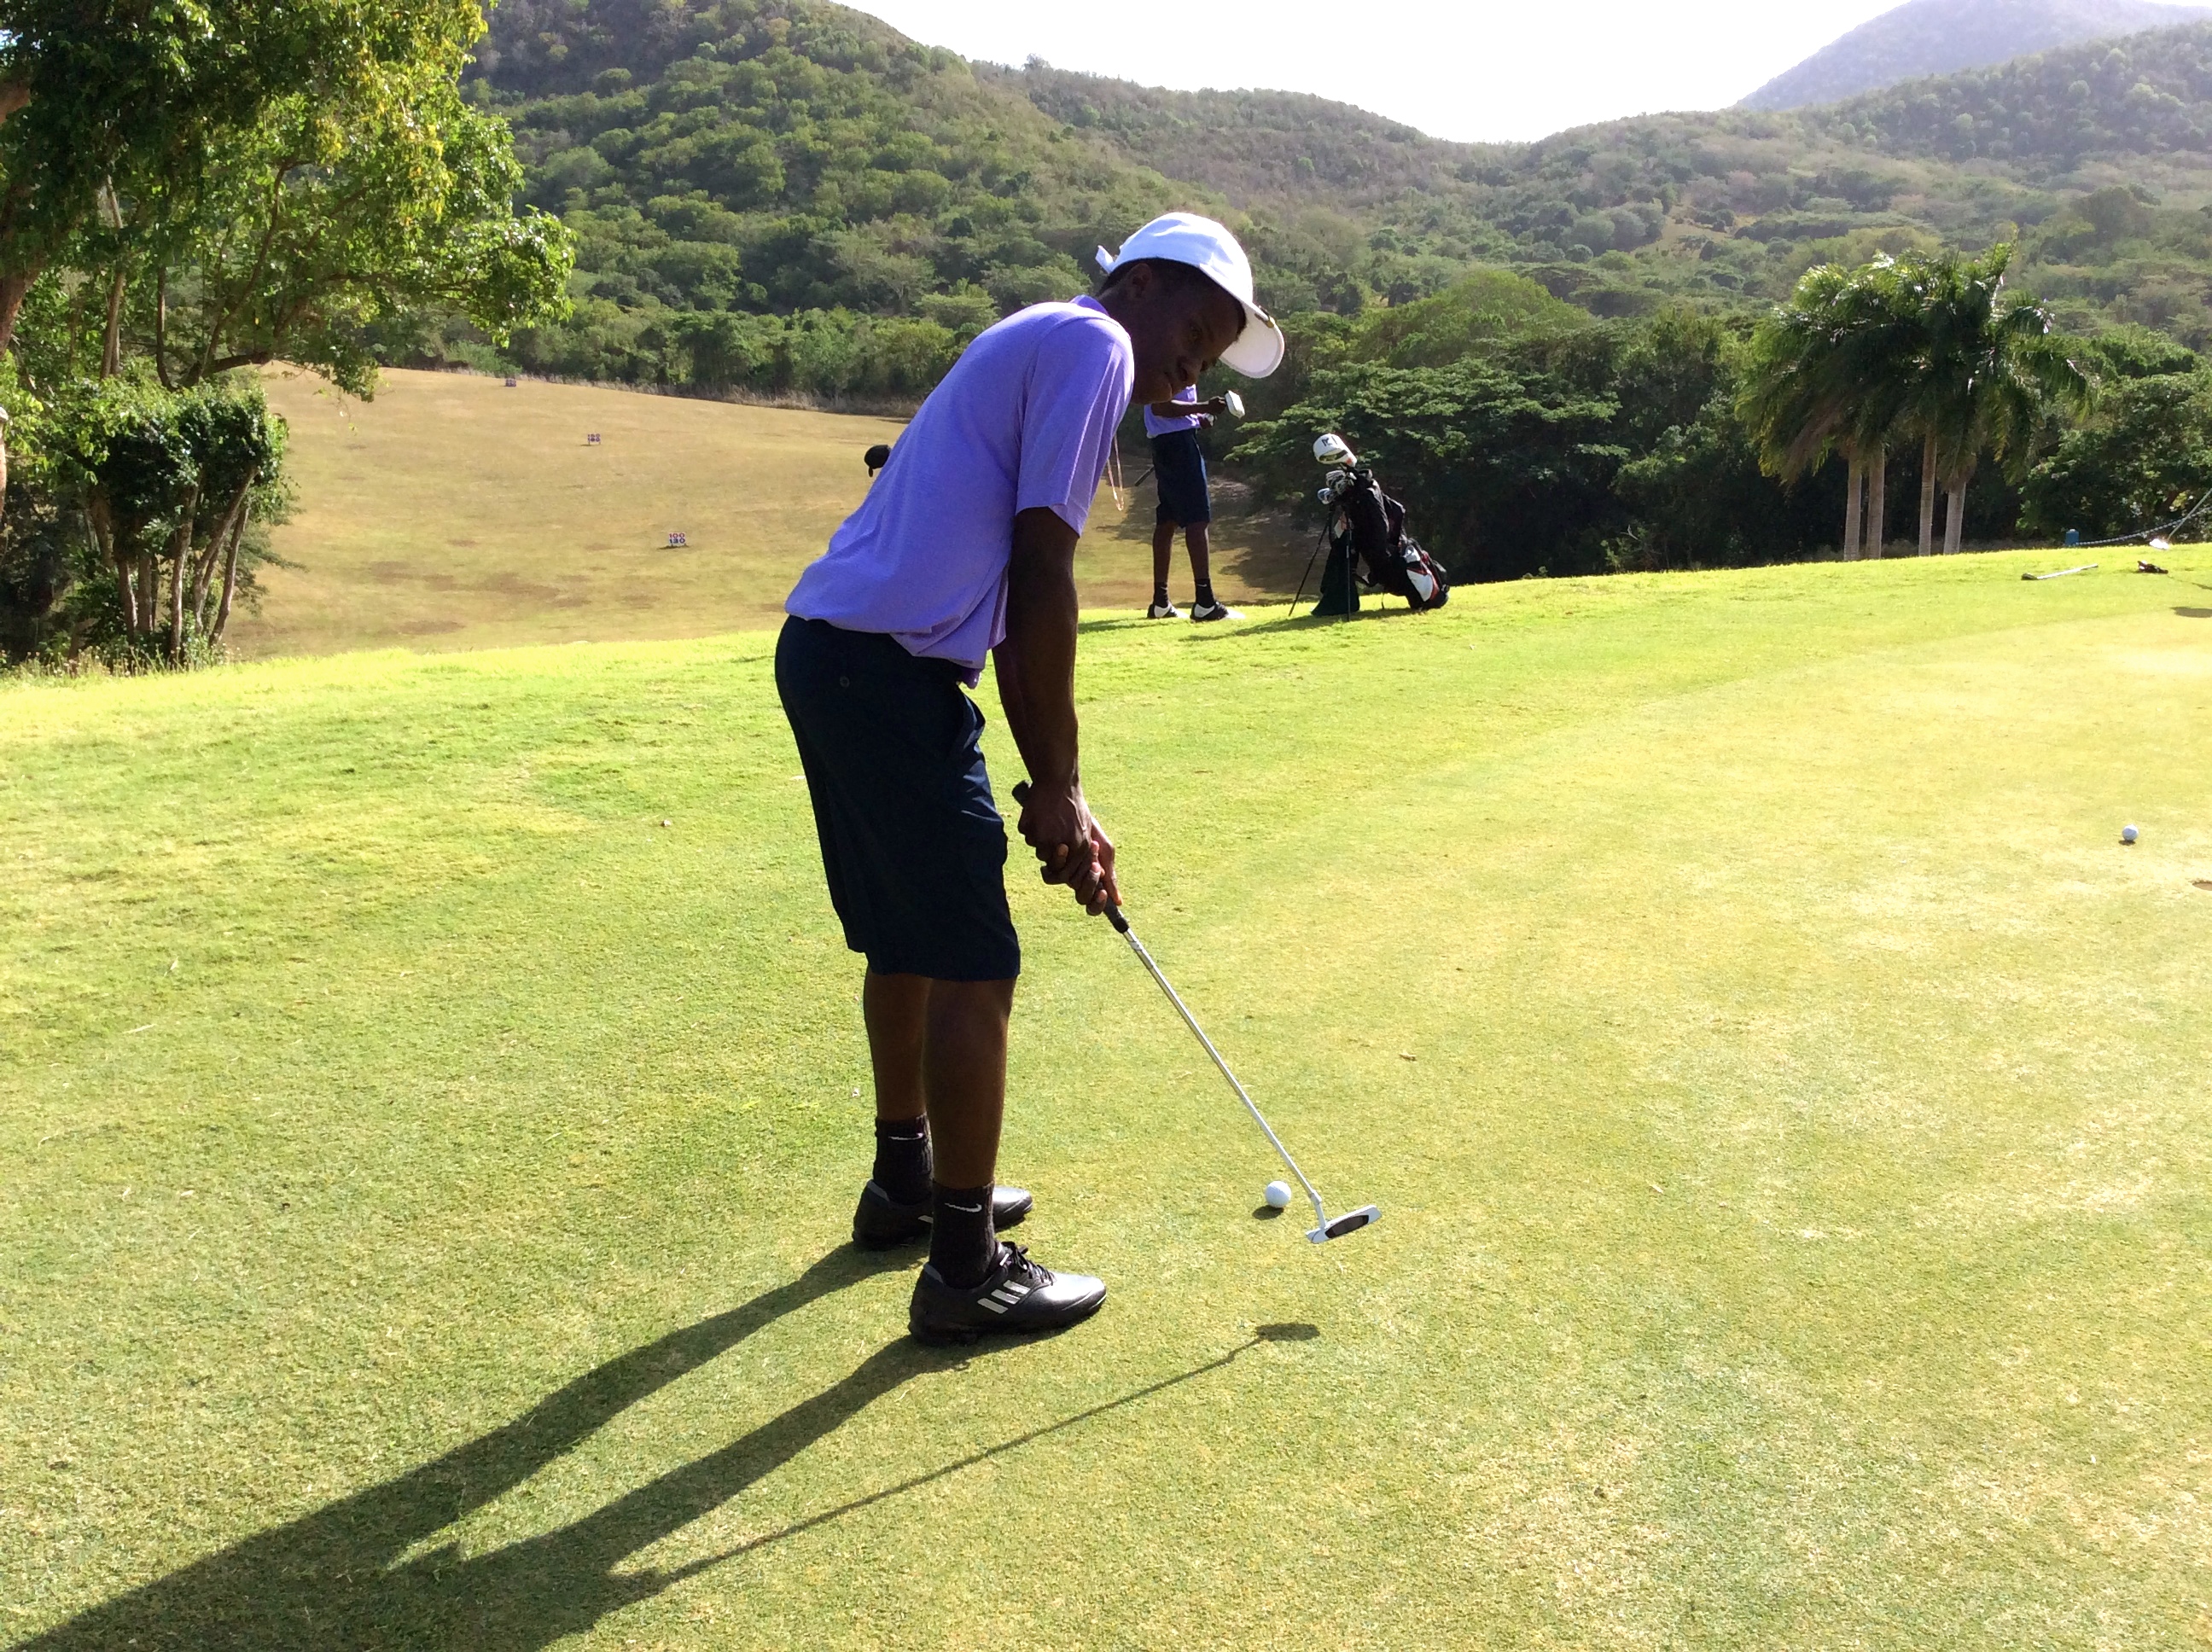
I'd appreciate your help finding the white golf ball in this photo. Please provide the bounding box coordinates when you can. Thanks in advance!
[1264,1180,1292,1209]
[2122,824,2140,843]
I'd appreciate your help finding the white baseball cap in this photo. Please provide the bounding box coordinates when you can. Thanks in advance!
[1094,212,1284,379]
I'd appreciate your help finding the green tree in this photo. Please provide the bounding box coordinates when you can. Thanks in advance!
[0,0,572,663]
[1893,245,2090,554]
[2020,369,2212,541]
[0,0,492,354]
[50,376,288,664]
[1739,260,1917,558]
[1234,358,1624,581]
[133,78,572,396]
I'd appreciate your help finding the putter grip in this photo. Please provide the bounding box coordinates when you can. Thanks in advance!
[1010,782,1127,931]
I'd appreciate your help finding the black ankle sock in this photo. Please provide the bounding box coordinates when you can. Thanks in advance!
[1193,579,1216,608]
[872,1116,930,1205]
[928,1181,998,1288]
[1152,585,1170,607]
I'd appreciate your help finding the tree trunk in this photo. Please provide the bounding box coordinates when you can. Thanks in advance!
[88,502,131,635]
[112,560,137,637]
[1842,451,1864,561]
[1944,480,1967,556]
[212,514,247,643]
[101,268,125,378]
[1867,445,1889,560]
[167,491,198,664]
[1918,431,1939,556]
[195,471,253,627]
[0,269,37,358]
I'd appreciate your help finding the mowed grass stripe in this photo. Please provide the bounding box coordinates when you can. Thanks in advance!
[3,552,2209,1647]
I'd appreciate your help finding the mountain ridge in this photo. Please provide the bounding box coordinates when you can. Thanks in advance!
[1739,0,2211,110]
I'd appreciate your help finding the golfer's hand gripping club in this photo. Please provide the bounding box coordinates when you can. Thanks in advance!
[1014,782,1378,1244]
[1011,779,1115,913]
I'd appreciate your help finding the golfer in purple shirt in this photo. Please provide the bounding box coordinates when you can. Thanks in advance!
[1144,385,1238,621]
[778,212,1283,1343]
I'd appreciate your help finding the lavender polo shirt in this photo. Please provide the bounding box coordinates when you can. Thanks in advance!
[785,295,1134,680]
[1141,384,1212,439]
[1143,384,1202,439]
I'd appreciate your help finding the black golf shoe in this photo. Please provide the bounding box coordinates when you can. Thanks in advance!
[852,1181,1033,1249]
[908,1242,1106,1344]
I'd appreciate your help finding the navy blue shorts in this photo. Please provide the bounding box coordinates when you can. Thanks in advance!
[775,616,1020,981]
[1152,428,1212,526]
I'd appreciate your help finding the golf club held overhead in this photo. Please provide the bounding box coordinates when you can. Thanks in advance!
[1012,782,1379,1244]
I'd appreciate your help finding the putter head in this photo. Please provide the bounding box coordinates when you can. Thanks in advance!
[1307,1204,1380,1243]
[1223,390,1245,419]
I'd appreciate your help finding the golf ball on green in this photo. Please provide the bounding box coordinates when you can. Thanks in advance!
[2122,824,2140,843]
[1264,1180,1292,1209]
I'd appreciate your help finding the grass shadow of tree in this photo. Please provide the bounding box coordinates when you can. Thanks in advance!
[20,1229,1313,1651]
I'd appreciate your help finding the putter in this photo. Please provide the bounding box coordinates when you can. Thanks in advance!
[1013,785,1379,1243]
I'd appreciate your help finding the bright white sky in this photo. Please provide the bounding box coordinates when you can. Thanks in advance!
[853,0,2203,143]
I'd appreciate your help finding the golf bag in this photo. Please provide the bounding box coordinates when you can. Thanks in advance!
[1315,470,1448,614]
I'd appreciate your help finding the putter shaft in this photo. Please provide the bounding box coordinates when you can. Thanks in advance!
[1008,781,1375,1242]
[1103,902,1330,1230]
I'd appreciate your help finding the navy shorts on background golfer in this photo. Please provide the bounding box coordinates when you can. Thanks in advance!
[1151,428,1212,526]
[775,616,1020,981]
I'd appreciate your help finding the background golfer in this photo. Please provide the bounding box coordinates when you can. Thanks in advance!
[1145,387,1237,621]
[776,212,1282,1343]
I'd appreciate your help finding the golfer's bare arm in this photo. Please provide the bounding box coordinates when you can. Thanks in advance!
[996,506,1116,910]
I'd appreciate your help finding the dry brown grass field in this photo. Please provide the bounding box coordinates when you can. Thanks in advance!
[243,368,1312,657]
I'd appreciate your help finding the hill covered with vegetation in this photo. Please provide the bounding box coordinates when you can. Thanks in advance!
[1738,0,2209,112]
[449,0,2212,404]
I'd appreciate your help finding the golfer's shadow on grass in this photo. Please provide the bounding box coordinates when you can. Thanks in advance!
[21,1242,1315,1652]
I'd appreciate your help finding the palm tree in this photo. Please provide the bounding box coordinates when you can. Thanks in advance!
[1889,246,2092,554]
[1741,261,1918,558]
[1746,248,2092,560]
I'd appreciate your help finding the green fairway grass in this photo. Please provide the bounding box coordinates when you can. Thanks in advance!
[5,552,2210,1648]
[246,368,1310,659]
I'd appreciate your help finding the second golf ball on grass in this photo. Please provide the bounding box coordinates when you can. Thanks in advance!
[1264,1180,1292,1209]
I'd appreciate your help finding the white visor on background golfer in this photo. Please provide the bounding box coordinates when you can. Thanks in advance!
[1094,212,1284,380]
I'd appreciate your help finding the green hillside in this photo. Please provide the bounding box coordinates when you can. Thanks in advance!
[461,0,1195,389]
[444,0,2212,402]
[1739,0,2212,112]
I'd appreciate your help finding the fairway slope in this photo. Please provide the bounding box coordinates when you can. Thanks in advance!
[4,552,2209,1649]
[249,369,1310,659]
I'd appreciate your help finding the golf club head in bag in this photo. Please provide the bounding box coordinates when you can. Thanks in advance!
[1010,785,1382,1248]
[1313,432,1357,468]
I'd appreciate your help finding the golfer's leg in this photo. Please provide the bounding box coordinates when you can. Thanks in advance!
[861,969,927,1122]
[1185,522,1214,589]
[921,977,1015,1186]
[907,973,1104,1341]
[1151,519,1176,607]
